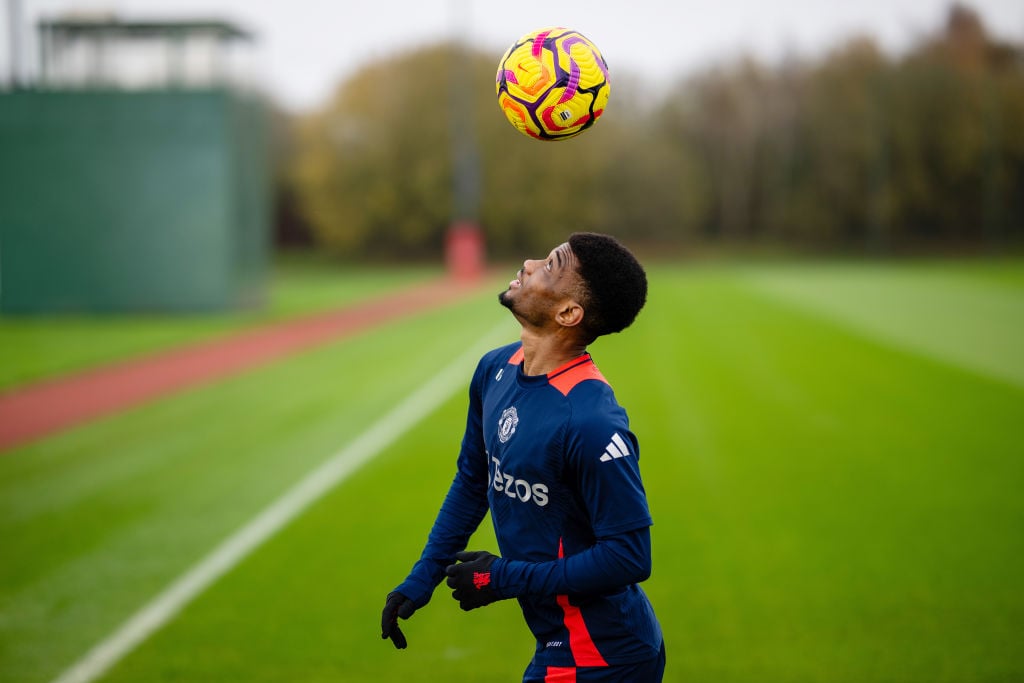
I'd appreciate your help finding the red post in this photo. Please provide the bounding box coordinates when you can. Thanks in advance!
[445,221,485,281]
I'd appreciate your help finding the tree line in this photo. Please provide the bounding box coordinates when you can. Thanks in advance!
[278,5,1024,259]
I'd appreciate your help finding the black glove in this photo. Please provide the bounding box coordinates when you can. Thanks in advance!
[445,550,500,611]
[381,591,416,649]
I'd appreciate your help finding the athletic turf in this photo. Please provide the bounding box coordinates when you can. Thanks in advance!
[0,263,438,391]
[1,259,1021,682]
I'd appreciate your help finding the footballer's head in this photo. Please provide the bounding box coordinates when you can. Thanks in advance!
[568,232,647,343]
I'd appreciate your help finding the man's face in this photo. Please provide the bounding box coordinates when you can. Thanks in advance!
[499,242,582,328]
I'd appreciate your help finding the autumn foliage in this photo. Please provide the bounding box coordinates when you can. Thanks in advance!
[283,5,1024,258]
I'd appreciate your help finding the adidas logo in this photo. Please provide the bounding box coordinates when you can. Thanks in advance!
[599,433,632,462]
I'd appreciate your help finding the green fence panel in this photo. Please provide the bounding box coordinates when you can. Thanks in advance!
[0,89,270,313]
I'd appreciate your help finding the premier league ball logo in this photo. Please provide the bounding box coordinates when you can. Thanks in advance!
[498,406,519,443]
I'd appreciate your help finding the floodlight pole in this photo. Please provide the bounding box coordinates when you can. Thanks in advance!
[445,0,484,280]
[449,0,478,224]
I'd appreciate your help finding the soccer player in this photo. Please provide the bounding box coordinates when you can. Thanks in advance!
[381,233,664,682]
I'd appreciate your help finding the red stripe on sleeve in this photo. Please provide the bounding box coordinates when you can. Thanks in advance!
[556,539,609,667]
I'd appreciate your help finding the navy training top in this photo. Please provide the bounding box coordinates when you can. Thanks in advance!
[396,341,662,667]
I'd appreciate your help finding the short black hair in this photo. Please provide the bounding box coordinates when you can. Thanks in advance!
[568,232,647,341]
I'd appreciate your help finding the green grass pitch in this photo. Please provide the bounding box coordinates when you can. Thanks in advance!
[1,259,1021,682]
[0,262,438,391]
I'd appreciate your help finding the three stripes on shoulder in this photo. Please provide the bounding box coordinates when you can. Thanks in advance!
[599,433,632,462]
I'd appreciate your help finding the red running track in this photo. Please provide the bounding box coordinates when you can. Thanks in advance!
[0,276,485,452]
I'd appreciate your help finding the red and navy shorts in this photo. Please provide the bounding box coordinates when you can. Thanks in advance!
[523,641,666,683]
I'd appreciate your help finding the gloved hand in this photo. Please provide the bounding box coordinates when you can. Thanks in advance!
[445,550,500,611]
[381,591,416,649]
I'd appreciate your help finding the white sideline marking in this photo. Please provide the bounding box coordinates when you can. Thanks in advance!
[50,322,511,683]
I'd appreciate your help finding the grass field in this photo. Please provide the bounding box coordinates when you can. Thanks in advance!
[0,261,439,391]
[1,258,1022,682]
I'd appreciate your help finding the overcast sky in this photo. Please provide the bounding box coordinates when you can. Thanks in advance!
[4,0,1023,111]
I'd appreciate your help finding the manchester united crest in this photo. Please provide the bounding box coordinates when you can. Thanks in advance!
[498,406,519,443]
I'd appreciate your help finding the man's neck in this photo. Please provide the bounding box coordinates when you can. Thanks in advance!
[518,329,588,376]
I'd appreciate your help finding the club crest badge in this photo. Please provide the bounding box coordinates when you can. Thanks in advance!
[498,406,519,443]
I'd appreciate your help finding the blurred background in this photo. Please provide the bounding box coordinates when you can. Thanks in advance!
[2,1,1022,310]
[1,3,1023,683]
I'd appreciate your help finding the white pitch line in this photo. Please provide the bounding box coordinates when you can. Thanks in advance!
[50,322,511,683]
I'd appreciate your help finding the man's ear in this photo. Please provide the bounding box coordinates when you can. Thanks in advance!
[556,300,584,328]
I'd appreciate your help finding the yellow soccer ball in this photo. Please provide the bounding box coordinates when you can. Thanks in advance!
[495,27,610,141]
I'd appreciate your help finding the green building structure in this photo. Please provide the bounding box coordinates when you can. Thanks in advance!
[0,18,270,312]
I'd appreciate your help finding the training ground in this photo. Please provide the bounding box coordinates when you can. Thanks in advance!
[1,259,1022,683]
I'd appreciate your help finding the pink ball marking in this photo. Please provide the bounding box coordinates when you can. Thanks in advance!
[558,60,581,104]
[531,30,552,59]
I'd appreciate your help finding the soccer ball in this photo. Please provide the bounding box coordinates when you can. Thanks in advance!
[495,27,610,141]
